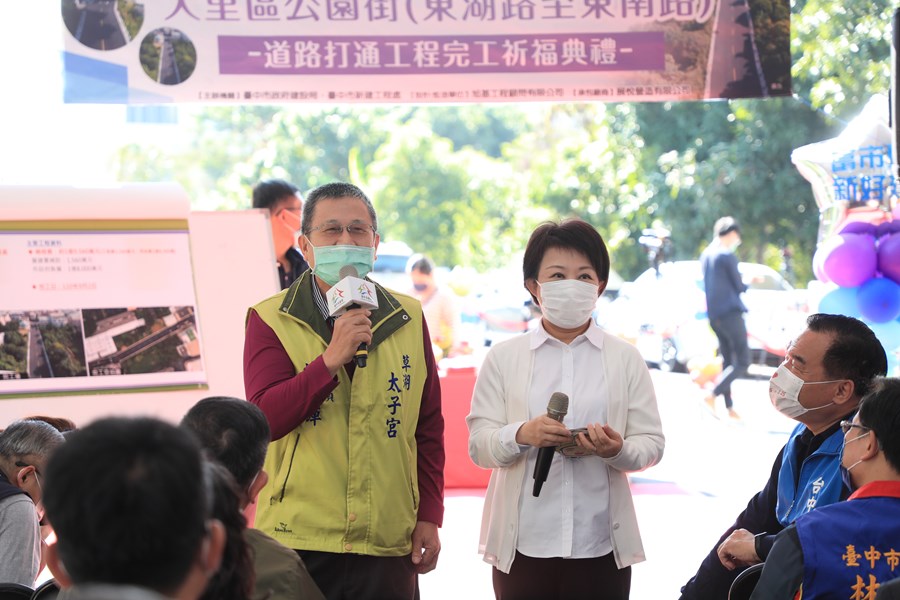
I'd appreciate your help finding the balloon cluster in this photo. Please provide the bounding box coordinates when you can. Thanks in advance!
[815,205,900,373]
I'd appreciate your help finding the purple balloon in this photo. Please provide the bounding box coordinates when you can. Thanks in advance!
[876,221,900,237]
[821,233,877,288]
[812,246,831,283]
[879,233,900,284]
[839,221,878,236]
[858,278,900,323]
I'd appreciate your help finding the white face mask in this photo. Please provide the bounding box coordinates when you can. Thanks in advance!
[768,363,843,418]
[538,280,599,329]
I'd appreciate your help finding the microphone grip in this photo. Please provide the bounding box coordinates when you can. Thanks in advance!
[345,301,368,368]
[532,446,555,497]
[355,342,368,368]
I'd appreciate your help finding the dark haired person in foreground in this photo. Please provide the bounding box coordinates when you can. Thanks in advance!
[181,396,324,600]
[43,417,225,600]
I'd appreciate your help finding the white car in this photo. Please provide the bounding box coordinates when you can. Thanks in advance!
[369,240,414,292]
[597,261,808,371]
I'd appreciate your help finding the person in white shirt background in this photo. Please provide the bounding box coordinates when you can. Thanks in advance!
[467,218,665,600]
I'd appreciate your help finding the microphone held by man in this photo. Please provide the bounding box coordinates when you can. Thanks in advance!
[326,265,379,368]
[532,392,569,497]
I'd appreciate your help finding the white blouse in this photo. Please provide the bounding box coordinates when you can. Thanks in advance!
[496,324,612,558]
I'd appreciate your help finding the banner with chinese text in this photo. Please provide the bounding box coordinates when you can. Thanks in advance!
[61,0,790,104]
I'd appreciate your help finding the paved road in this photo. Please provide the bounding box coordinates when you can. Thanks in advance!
[75,0,125,51]
[707,0,763,99]
[27,322,51,378]
[158,31,181,85]
[419,370,793,600]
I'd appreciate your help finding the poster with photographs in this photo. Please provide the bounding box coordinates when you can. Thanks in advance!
[0,185,207,397]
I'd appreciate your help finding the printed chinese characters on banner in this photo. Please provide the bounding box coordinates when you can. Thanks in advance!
[61,0,791,104]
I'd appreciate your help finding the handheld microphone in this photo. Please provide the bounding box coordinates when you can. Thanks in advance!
[325,265,378,367]
[532,392,569,497]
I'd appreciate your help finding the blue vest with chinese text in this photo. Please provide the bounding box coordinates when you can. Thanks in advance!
[796,495,900,599]
[776,424,845,526]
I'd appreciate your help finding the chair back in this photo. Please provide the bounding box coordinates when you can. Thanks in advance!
[29,579,59,600]
[728,563,765,600]
[0,583,33,600]
[877,577,900,600]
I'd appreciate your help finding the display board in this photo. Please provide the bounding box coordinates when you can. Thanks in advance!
[0,187,279,426]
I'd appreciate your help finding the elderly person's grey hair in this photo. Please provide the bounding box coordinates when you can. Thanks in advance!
[0,419,65,461]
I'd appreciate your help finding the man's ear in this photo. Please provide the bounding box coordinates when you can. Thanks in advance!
[247,470,268,506]
[863,431,882,461]
[46,542,73,588]
[15,465,33,487]
[832,379,856,406]
[200,520,226,577]
[297,234,313,266]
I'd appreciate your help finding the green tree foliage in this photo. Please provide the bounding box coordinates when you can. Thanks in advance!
[365,113,545,270]
[39,324,87,377]
[0,322,27,373]
[111,0,893,286]
[792,0,893,120]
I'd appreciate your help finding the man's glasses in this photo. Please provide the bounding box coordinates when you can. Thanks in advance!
[840,420,871,435]
[308,221,376,242]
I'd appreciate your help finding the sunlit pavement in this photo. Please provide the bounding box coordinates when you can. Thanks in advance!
[419,369,795,600]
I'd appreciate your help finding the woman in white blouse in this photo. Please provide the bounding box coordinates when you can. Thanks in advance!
[467,219,665,600]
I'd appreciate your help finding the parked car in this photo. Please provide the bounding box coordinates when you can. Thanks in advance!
[462,268,624,348]
[369,240,414,291]
[597,261,808,371]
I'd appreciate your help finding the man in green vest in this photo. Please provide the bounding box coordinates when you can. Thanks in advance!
[243,182,445,600]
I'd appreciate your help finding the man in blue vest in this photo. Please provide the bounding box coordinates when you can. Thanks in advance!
[749,377,900,599]
[679,313,888,600]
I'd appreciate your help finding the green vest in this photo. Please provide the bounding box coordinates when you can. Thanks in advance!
[251,272,428,556]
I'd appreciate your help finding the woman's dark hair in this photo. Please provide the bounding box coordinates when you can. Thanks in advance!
[522,219,610,303]
[200,460,255,600]
[857,377,900,473]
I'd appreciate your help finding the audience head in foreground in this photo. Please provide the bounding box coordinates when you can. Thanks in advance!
[180,396,270,508]
[43,417,224,600]
[181,396,327,600]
